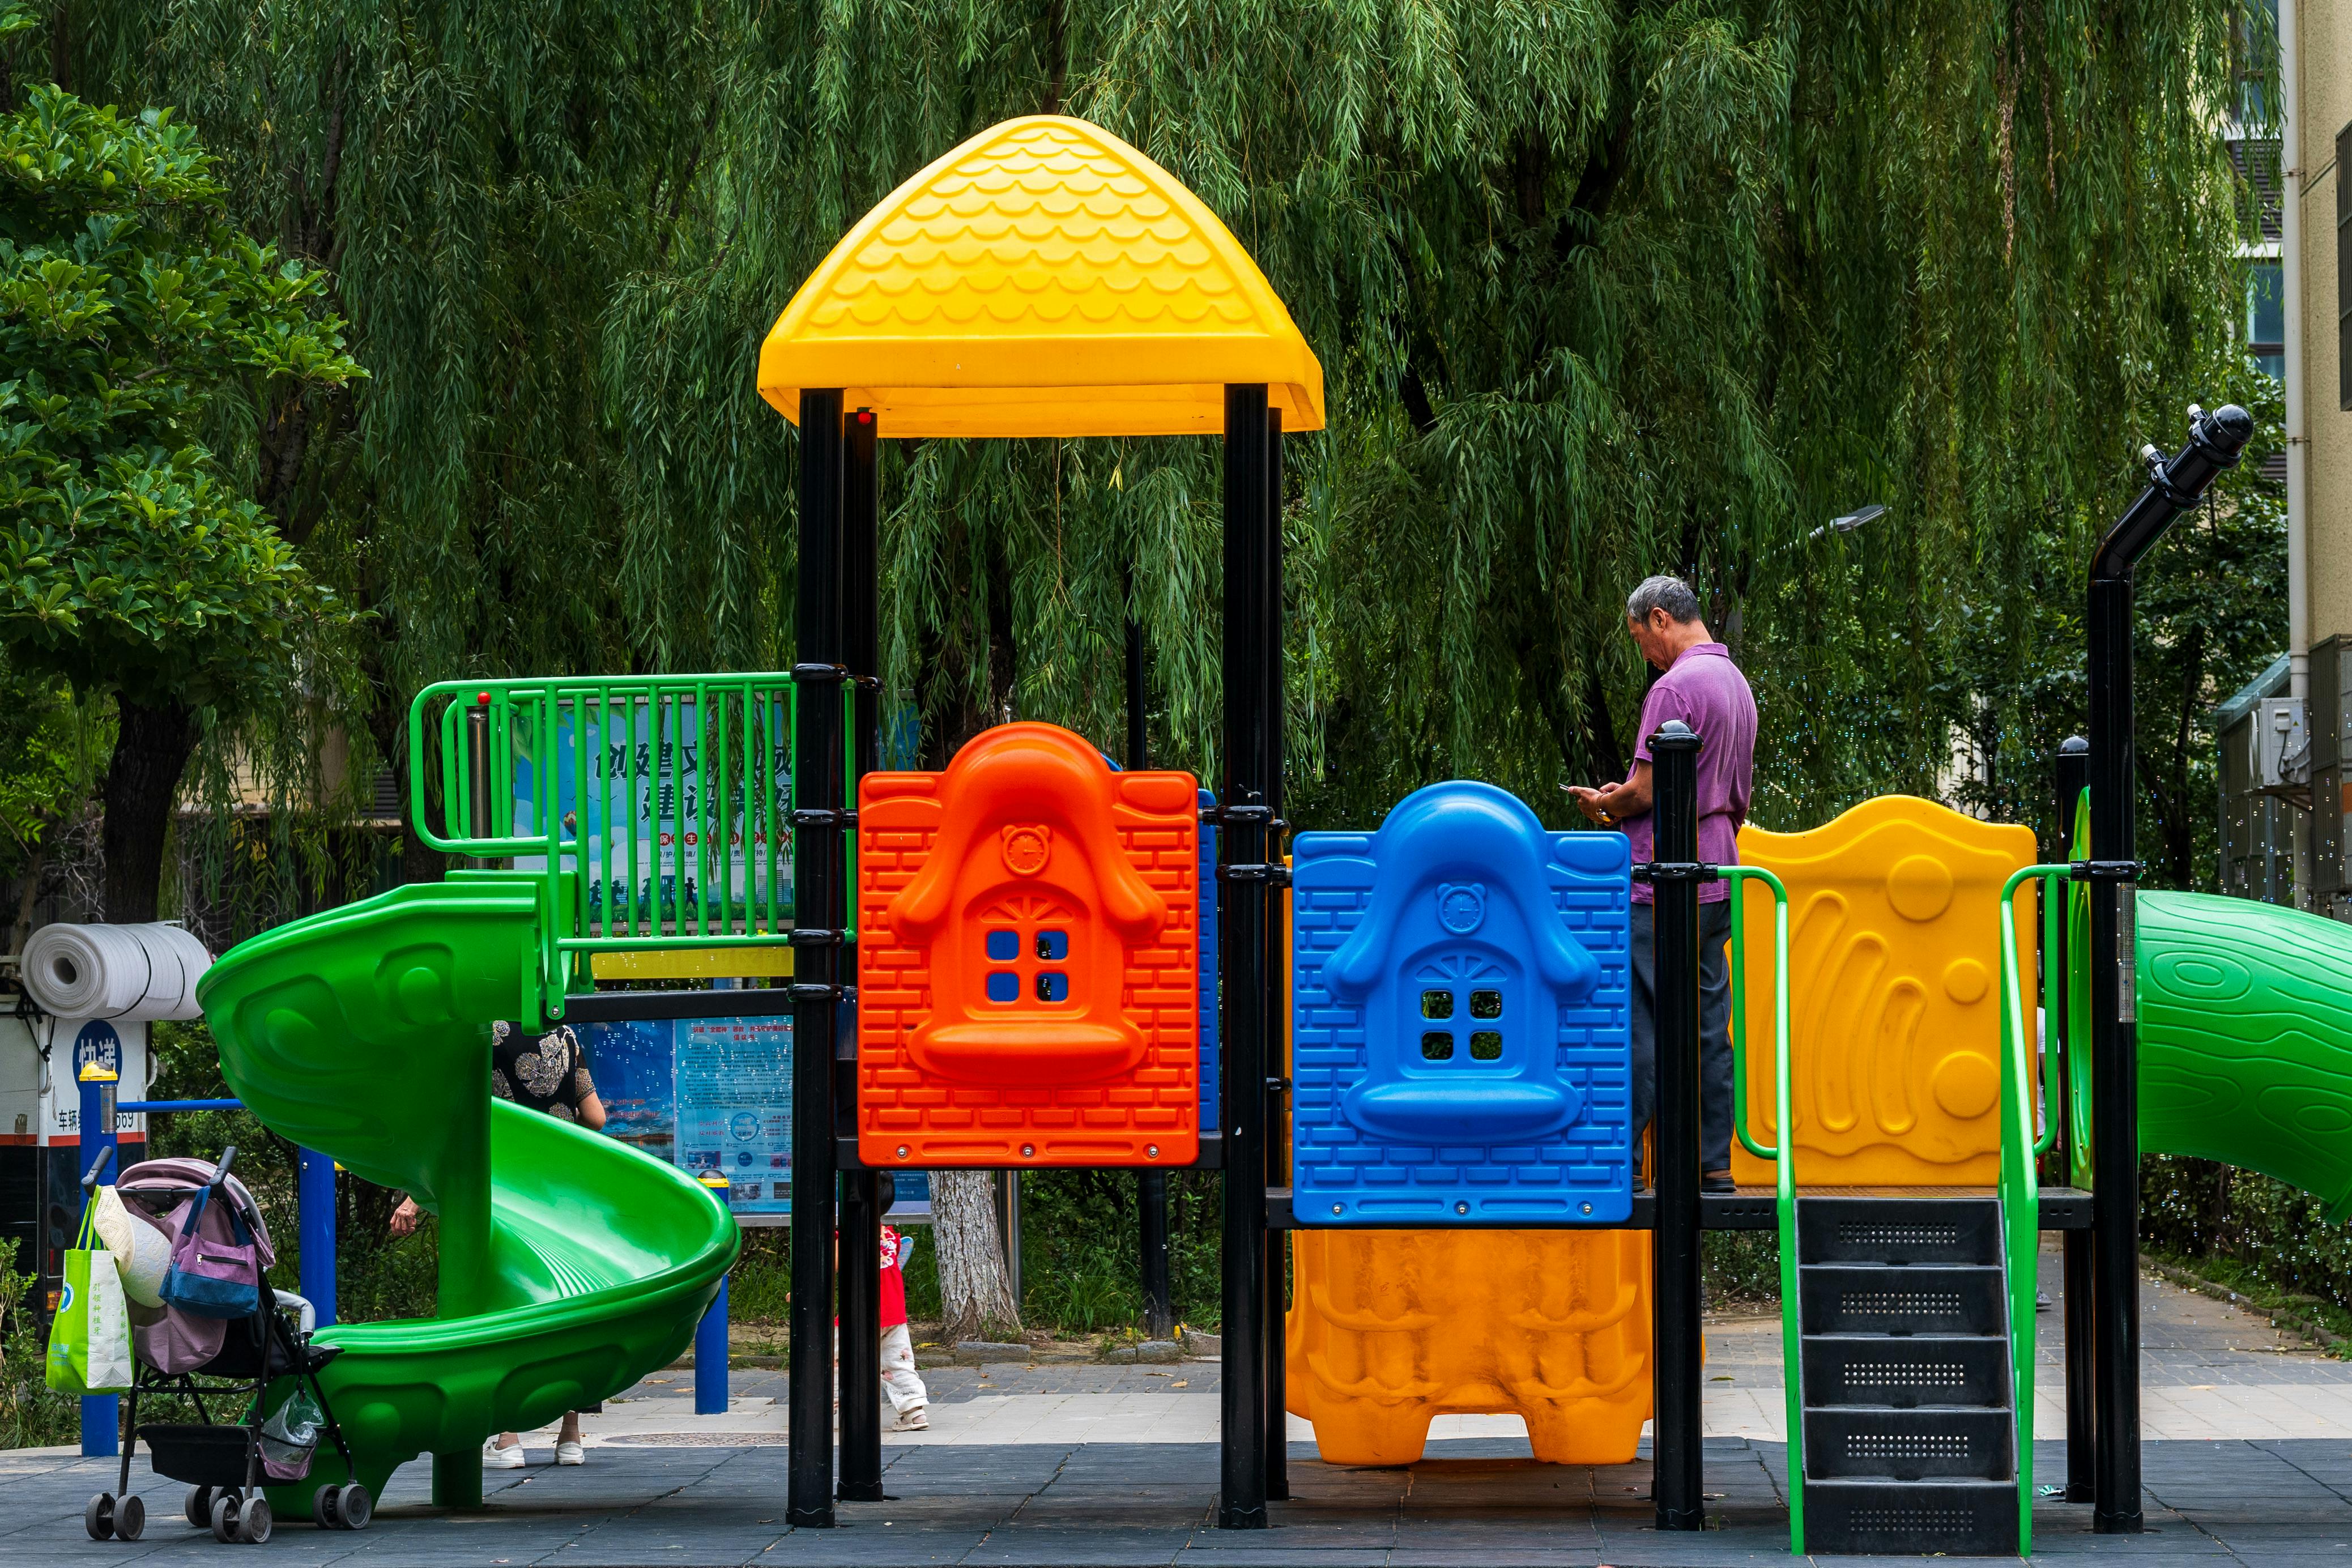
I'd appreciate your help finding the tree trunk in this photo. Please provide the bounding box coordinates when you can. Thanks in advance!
[931,1170,1022,1341]
[100,697,200,922]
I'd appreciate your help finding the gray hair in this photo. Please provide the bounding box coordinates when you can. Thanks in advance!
[1626,575,1702,625]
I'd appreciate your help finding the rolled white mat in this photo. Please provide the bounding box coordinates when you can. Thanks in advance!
[22,922,212,1021]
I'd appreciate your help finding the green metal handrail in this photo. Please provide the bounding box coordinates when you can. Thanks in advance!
[1997,865,2070,1158]
[407,674,806,1017]
[1724,866,1790,1163]
[1718,865,1802,1554]
[1996,862,2069,1557]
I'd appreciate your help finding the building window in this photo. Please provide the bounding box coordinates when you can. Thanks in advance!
[2248,258,2285,382]
[2340,122,2351,410]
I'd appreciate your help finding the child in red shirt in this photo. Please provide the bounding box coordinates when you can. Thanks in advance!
[876,1224,928,1430]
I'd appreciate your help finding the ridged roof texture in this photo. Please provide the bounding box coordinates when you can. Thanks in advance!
[758,116,1323,438]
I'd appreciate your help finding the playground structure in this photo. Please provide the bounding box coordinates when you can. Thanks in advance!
[165,112,2351,1558]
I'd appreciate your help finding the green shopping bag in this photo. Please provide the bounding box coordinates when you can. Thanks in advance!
[46,1191,135,1395]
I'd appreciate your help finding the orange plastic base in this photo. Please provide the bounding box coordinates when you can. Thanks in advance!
[1286,1226,1653,1465]
[857,722,1200,1167]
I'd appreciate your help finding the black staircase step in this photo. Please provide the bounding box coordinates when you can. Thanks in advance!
[1805,1477,2019,1557]
[1799,1263,2008,1337]
[1797,1195,2001,1267]
[1803,1406,2014,1482]
[1800,1334,2011,1409]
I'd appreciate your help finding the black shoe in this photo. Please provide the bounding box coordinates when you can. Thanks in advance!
[1701,1172,1736,1194]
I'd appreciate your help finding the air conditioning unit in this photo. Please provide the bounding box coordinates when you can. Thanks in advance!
[2261,697,2311,789]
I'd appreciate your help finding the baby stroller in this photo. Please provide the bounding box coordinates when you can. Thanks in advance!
[83,1146,373,1545]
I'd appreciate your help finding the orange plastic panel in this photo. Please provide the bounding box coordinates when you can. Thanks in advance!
[1286,1228,1653,1465]
[1727,795,2035,1188]
[857,722,1200,1166]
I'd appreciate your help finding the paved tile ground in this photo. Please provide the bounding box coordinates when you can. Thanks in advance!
[14,1245,2352,1565]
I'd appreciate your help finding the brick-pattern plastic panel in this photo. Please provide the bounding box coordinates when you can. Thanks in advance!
[857,722,1199,1166]
[1291,780,1633,1224]
[1286,1225,1652,1465]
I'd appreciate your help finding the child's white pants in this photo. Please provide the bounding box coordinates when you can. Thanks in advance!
[880,1322,927,1414]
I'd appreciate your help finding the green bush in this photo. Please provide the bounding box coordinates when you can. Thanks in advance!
[0,1256,78,1448]
[2142,1153,2352,1320]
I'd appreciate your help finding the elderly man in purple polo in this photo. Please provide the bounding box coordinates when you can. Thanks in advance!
[1566,576,1757,1193]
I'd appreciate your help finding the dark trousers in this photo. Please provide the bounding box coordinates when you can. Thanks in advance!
[1627,899,1735,1178]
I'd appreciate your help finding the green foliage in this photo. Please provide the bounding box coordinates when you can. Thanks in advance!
[147,1019,440,1323]
[0,1253,79,1448]
[0,652,107,885]
[1018,1169,1222,1332]
[2142,1154,2352,1322]
[0,62,360,711]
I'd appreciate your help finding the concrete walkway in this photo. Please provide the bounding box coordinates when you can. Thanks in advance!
[11,1246,2352,1565]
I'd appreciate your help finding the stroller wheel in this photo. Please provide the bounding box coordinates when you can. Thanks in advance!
[210,1493,239,1544]
[186,1486,215,1529]
[84,1492,115,1541]
[238,1497,274,1544]
[335,1483,372,1531]
[115,1494,146,1541]
[312,1484,338,1531]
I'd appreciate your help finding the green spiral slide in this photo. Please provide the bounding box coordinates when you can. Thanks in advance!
[2138,889,2352,1220]
[195,872,738,1506]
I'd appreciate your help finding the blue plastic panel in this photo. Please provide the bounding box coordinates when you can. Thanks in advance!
[1291,781,1633,1224]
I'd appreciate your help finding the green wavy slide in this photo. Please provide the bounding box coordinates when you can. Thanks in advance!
[195,872,738,1505]
[2138,889,2352,1220]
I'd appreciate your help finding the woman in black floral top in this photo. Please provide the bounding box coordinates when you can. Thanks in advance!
[388,1021,607,1466]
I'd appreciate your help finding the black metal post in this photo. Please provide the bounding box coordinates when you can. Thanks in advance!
[1217,383,1272,1531]
[1648,718,1705,1533]
[1127,563,1177,1343]
[836,407,885,1503]
[1260,407,1289,1502]
[788,388,846,1528]
[2086,404,2252,1534]
[2056,734,2094,1504]
[467,698,492,860]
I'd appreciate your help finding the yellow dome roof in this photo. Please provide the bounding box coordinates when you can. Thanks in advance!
[757,116,1324,438]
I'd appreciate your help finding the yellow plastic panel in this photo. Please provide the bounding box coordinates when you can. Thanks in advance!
[758,116,1324,437]
[1727,796,2034,1188]
[1286,1228,1652,1465]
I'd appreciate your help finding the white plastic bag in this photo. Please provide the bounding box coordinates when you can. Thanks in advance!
[89,1185,172,1308]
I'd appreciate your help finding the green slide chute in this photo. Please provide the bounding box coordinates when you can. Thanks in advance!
[2137,889,2352,1221]
[195,874,738,1501]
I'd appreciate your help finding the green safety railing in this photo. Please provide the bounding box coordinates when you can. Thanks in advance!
[408,673,843,1019]
[1719,865,1801,1555]
[1997,862,2072,1558]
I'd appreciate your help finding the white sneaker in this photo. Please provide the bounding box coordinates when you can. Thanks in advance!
[556,1439,585,1465]
[483,1438,526,1469]
[891,1408,930,1432]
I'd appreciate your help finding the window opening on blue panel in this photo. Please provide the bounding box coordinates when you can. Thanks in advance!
[1469,1030,1502,1061]
[986,971,1020,1003]
[1421,990,1453,1020]
[986,930,1019,962]
[1469,989,1502,1019]
[1421,1031,1454,1061]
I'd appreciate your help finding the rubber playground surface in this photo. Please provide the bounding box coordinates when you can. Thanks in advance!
[14,1254,2352,1567]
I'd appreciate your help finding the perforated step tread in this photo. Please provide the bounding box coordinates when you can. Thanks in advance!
[1804,1477,2020,1557]
[1797,1194,2001,1266]
[1799,1333,2011,1409]
[1798,1262,2008,1337]
[1803,1405,2014,1482]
